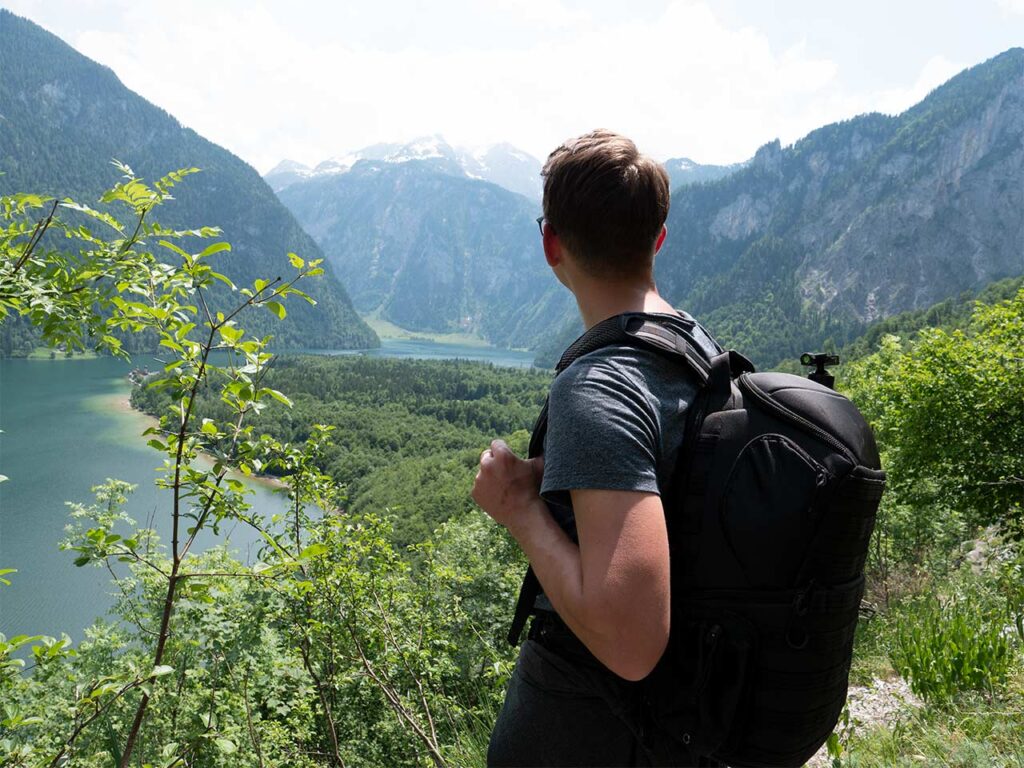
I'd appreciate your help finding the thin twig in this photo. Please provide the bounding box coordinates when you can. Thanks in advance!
[47,678,144,768]
[370,586,439,747]
[243,667,267,768]
[12,200,58,275]
[104,560,159,638]
[344,619,448,767]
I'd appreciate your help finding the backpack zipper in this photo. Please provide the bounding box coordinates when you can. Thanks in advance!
[738,373,856,463]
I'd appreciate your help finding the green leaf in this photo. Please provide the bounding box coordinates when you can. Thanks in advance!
[197,241,231,259]
[299,543,329,560]
[288,252,305,269]
[158,240,190,259]
[175,322,196,340]
[265,300,286,320]
[826,732,841,758]
[218,325,244,345]
[214,737,237,754]
[260,388,293,408]
[151,665,175,677]
[209,271,236,289]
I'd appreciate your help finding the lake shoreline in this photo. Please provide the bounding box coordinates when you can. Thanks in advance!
[101,390,289,492]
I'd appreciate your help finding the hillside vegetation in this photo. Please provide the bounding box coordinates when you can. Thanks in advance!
[3,162,1023,765]
[818,287,1024,766]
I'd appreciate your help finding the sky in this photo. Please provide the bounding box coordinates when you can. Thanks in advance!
[2,0,1022,174]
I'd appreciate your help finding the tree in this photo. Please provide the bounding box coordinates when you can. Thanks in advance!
[1,166,526,767]
[843,289,1024,563]
[0,166,328,765]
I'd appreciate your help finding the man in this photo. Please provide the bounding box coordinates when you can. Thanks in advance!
[472,130,719,767]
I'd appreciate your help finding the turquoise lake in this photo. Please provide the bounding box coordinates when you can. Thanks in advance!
[0,340,538,641]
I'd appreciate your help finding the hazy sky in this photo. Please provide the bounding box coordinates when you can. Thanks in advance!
[3,0,1022,173]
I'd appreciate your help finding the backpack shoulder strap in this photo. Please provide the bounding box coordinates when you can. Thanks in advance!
[555,312,714,382]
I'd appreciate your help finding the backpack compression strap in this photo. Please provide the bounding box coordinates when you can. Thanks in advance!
[506,313,726,646]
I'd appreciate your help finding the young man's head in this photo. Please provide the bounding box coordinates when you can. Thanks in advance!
[541,129,670,281]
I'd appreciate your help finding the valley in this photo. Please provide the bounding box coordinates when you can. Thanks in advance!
[0,6,1022,766]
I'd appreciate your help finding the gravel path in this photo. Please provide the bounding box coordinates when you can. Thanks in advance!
[804,677,922,767]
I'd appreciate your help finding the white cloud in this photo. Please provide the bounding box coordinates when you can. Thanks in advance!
[0,0,977,173]
[870,55,964,115]
[995,0,1024,15]
[489,0,590,29]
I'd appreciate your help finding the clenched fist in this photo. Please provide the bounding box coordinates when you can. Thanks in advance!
[471,439,545,532]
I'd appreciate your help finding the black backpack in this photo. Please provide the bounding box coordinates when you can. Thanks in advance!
[508,312,886,767]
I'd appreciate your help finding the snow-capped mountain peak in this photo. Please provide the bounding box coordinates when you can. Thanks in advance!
[265,136,543,199]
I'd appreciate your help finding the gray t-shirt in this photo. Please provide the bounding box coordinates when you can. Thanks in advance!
[538,313,719,541]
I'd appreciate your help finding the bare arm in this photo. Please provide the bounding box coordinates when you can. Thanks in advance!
[472,440,670,681]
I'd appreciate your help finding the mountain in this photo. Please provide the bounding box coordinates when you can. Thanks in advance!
[656,48,1023,367]
[276,159,572,348]
[0,10,378,351]
[534,49,1023,368]
[266,137,544,199]
[273,50,1020,365]
[456,143,544,199]
[266,141,739,351]
[663,156,745,189]
[270,139,739,200]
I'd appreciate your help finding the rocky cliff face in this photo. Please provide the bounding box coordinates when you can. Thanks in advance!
[804,72,1023,322]
[652,48,1023,366]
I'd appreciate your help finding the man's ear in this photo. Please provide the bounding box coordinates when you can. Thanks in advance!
[654,224,667,254]
[542,226,562,268]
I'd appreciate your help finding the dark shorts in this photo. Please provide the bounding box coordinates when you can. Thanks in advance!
[487,615,704,768]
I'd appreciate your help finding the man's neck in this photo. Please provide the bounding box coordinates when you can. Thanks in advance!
[572,276,677,330]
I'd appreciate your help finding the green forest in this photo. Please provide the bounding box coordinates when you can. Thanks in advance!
[1,173,1023,767]
[130,355,550,549]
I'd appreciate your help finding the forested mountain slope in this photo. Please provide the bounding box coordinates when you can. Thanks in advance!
[833,274,1024,363]
[653,47,1023,367]
[277,160,574,348]
[0,10,378,350]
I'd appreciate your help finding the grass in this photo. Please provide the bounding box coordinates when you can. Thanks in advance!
[827,542,1024,768]
[839,679,1024,767]
[25,347,99,360]
[363,311,499,349]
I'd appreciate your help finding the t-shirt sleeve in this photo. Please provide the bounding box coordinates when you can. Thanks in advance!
[539,357,661,505]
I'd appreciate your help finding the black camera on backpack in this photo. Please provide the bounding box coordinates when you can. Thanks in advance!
[800,352,840,389]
